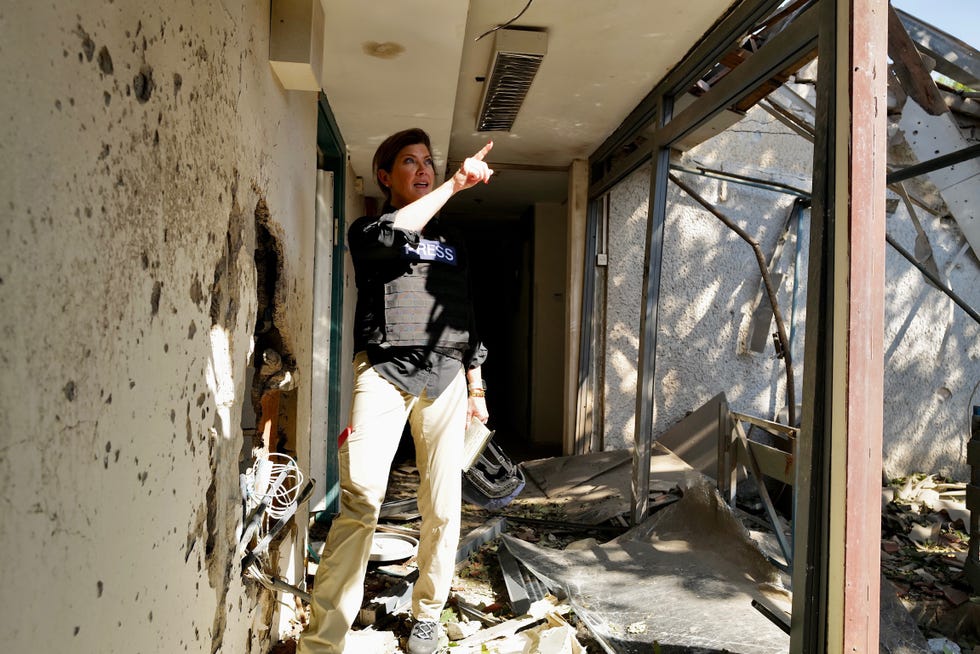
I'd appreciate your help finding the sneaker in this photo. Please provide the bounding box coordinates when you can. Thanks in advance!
[406,619,442,654]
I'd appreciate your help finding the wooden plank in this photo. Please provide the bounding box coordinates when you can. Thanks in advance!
[744,439,794,485]
[565,159,589,455]
[731,411,800,437]
[887,4,947,116]
[733,50,817,113]
[896,7,980,88]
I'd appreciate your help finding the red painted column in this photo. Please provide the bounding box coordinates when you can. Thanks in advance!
[841,0,887,650]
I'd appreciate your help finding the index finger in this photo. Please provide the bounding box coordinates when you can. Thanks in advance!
[472,140,493,161]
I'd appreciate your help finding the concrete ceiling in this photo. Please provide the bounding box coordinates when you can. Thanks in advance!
[320,0,737,214]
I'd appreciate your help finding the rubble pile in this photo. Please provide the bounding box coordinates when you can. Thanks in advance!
[882,474,980,653]
[271,461,980,653]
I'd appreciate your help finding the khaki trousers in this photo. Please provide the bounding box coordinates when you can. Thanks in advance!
[298,351,466,654]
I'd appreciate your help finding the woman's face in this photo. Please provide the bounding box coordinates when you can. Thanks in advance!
[379,143,435,208]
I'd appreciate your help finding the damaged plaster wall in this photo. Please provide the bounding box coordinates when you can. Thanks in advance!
[0,2,317,652]
[603,99,980,479]
[605,103,811,451]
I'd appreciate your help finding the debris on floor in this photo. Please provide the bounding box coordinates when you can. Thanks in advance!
[273,454,979,653]
[500,477,791,654]
[882,474,980,653]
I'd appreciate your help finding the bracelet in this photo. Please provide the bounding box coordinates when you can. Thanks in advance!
[468,388,486,398]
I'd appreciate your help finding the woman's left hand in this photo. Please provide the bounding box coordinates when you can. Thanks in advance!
[467,395,489,424]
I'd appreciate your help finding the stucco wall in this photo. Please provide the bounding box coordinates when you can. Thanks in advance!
[604,110,809,449]
[882,192,980,478]
[0,2,318,652]
[603,102,980,479]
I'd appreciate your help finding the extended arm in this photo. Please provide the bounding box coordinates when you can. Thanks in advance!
[392,141,494,233]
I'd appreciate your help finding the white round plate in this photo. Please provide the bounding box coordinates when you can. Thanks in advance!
[369,532,419,562]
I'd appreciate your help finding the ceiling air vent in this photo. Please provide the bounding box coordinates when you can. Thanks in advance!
[476,28,548,132]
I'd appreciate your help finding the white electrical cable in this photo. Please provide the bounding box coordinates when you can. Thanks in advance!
[266,452,305,520]
[245,452,305,522]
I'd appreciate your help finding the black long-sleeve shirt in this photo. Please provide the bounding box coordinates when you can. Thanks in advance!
[348,211,487,398]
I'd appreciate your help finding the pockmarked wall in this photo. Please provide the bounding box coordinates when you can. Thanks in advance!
[602,102,980,479]
[0,2,318,652]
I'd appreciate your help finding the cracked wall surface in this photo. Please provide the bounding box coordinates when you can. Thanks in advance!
[604,99,980,479]
[0,2,317,652]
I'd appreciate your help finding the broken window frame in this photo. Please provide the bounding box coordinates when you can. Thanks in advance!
[582,0,887,651]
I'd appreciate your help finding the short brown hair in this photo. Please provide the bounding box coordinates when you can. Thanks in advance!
[372,128,432,202]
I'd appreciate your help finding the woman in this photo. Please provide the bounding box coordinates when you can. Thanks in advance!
[297,128,494,654]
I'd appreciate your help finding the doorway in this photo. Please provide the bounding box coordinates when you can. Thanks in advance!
[448,201,568,463]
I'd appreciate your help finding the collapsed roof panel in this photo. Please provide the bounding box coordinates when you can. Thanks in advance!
[895,7,980,90]
[898,100,980,259]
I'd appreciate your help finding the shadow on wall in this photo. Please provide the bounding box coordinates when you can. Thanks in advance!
[602,123,813,450]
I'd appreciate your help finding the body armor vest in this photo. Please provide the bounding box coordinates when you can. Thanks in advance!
[381,259,471,352]
[350,221,475,357]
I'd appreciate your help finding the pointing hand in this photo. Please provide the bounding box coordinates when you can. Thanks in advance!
[453,141,494,191]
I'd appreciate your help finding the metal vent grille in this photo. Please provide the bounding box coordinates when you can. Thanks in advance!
[477,29,547,132]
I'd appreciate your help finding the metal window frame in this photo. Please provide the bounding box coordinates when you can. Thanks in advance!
[582,0,887,649]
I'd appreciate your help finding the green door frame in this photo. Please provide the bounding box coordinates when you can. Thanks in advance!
[316,92,347,516]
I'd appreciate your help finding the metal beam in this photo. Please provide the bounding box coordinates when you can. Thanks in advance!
[886,142,980,185]
[670,164,812,198]
[588,139,655,200]
[626,1,823,526]
[669,172,797,428]
[791,3,836,649]
[574,197,600,452]
[885,234,980,325]
[631,137,671,525]
[590,0,785,195]
[760,98,817,142]
[590,195,609,454]
[658,6,819,148]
